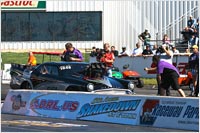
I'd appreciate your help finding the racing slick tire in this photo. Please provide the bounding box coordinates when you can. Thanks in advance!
[21,82,32,89]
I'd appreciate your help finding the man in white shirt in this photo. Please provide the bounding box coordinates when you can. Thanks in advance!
[172,46,180,54]
[159,44,174,64]
[131,42,143,57]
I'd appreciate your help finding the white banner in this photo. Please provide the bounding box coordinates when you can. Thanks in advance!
[1,90,198,131]
[139,98,199,131]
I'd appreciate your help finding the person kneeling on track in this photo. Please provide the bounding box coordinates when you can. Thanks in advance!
[144,55,186,97]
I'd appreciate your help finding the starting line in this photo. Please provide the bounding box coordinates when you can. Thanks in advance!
[1,89,199,131]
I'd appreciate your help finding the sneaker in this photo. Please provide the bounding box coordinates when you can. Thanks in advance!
[152,85,156,89]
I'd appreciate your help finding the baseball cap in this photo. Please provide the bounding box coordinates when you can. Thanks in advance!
[192,45,198,49]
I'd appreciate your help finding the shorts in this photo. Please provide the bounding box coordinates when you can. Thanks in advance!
[160,68,180,90]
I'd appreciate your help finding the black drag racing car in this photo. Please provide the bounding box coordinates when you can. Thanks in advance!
[10,62,135,93]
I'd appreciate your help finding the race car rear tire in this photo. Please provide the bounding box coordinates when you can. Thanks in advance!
[21,82,31,89]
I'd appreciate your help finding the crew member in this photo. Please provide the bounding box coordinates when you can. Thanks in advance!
[100,43,115,77]
[188,45,199,96]
[27,52,37,66]
[145,55,186,97]
[64,43,83,62]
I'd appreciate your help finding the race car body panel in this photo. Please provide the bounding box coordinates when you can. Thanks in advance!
[10,62,134,92]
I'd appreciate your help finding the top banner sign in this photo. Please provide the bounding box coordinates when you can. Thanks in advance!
[1,0,46,10]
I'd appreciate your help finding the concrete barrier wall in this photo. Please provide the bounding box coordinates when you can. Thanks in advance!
[90,55,189,78]
[2,89,198,131]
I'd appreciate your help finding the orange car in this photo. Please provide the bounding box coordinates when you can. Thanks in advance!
[177,63,193,89]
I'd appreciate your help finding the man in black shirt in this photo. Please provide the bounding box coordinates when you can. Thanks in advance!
[111,46,119,56]
[142,45,153,56]
[138,29,151,47]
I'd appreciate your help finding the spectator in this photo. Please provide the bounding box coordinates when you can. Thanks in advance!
[159,44,174,64]
[184,48,191,56]
[142,45,153,56]
[118,47,129,57]
[96,48,101,62]
[63,43,83,62]
[27,52,37,66]
[90,46,97,57]
[189,35,196,46]
[144,55,186,97]
[100,43,115,77]
[138,29,151,47]
[181,27,194,42]
[195,18,199,31]
[187,15,195,28]
[185,48,190,53]
[152,44,159,55]
[193,18,199,45]
[194,18,199,36]
[172,46,179,54]
[131,42,143,57]
[188,45,199,96]
[111,46,119,56]
[162,34,171,45]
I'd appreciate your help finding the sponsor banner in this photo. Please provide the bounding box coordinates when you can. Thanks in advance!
[139,98,199,131]
[2,90,198,131]
[1,0,46,10]
[76,95,142,125]
[28,92,143,125]
[1,90,31,115]
[2,90,143,125]
[28,93,80,118]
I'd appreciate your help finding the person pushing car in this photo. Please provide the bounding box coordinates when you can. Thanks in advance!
[144,55,186,97]
[63,43,83,62]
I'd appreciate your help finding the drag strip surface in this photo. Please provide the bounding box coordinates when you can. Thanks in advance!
[1,114,193,132]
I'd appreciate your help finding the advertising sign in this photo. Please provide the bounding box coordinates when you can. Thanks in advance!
[139,98,199,131]
[1,0,46,10]
[1,90,31,115]
[1,90,198,131]
[2,90,144,125]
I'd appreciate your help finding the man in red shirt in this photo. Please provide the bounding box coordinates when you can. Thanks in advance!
[100,43,115,77]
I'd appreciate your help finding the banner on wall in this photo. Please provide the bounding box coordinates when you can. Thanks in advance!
[2,90,199,131]
[2,90,144,125]
[1,0,46,10]
[139,98,199,131]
